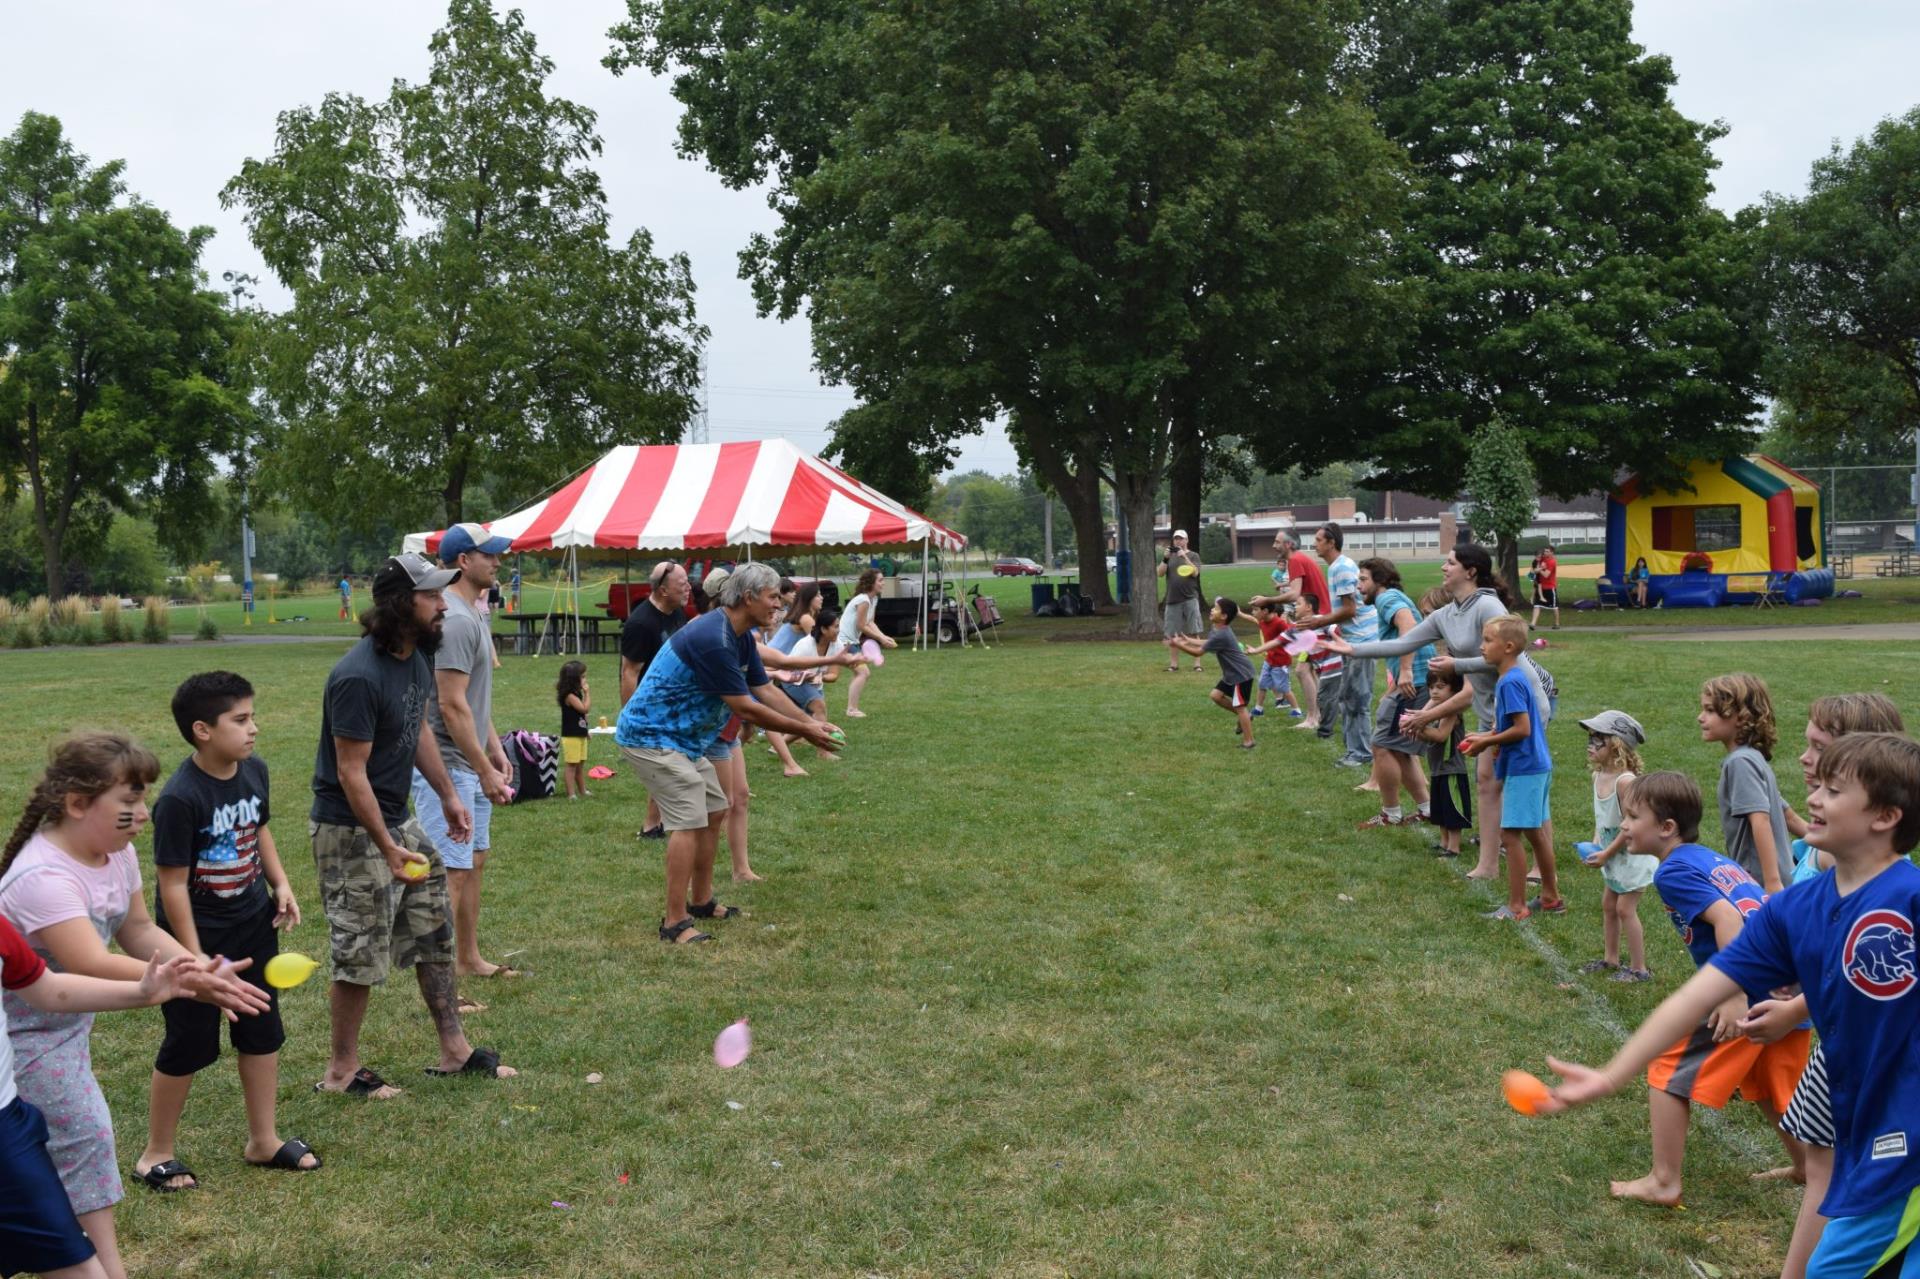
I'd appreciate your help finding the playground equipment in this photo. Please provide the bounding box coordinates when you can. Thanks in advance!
[1602,455,1836,608]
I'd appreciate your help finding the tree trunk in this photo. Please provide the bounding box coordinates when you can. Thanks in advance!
[22,402,66,600]
[1027,436,1114,608]
[38,527,64,601]
[1496,534,1520,596]
[1169,426,1203,556]
[1116,469,1163,637]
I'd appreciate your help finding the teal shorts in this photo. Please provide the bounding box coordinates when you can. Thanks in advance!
[1499,770,1552,831]
[1807,1185,1920,1278]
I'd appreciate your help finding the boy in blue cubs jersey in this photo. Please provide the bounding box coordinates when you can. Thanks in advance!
[1541,736,1920,1279]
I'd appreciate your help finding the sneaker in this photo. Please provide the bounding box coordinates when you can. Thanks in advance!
[1611,967,1653,984]
[1249,706,1265,717]
[639,825,666,840]
[1578,959,1619,974]
[1482,904,1531,921]
[1333,756,1367,769]
[1287,709,1305,718]
[1357,812,1401,830]
[1526,895,1568,914]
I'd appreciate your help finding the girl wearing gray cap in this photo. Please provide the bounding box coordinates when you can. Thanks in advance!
[1572,710,1654,983]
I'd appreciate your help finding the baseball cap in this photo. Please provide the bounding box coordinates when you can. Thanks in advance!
[702,567,732,596]
[438,521,513,563]
[373,553,461,600]
[1578,709,1646,747]
[1172,528,1189,540]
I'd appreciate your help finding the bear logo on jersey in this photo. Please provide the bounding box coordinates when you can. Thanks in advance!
[1843,909,1916,1001]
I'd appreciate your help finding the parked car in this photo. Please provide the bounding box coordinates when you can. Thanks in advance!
[992,556,1045,576]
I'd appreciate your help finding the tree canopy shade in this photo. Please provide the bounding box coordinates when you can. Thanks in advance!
[1757,106,1920,471]
[226,0,706,535]
[612,0,1402,634]
[1354,0,1765,503]
[0,112,243,598]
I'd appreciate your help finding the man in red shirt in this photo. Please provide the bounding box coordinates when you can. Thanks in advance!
[1252,529,1331,728]
[1530,544,1560,631]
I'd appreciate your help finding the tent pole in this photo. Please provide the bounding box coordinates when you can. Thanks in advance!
[959,546,970,648]
[920,537,929,652]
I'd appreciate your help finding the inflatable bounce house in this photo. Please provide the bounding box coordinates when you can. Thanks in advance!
[1602,455,1835,608]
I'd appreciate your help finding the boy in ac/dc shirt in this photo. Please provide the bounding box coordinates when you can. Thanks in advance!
[136,671,318,1187]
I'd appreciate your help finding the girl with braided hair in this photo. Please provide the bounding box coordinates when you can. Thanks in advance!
[0,733,268,1279]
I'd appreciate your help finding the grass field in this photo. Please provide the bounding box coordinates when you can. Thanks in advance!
[7,594,1917,1276]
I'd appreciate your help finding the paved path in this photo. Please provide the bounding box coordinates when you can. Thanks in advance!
[1626,622,1920,644]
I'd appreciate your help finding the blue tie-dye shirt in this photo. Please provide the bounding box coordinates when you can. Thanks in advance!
[616,610,768,758]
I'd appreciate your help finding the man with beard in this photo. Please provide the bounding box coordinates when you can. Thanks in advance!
[311,553,516,1098]
[411,524,520,1009]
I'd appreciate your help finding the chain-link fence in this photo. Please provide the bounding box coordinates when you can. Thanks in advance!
[1788,462,1919,578]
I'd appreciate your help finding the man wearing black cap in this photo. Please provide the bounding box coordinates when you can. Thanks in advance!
[310,553,515,1097]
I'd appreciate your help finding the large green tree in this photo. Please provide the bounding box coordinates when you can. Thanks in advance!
[1355,0,1765,504]
[613,0,1400,634]
[1758,105,1920,517]
[227,0,706,533]
[0,112,243,597]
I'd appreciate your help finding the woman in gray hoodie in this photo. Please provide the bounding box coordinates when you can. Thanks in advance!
[1325,543,1552,880]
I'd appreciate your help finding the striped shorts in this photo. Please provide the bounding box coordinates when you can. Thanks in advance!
[1780,1041,1836,1149]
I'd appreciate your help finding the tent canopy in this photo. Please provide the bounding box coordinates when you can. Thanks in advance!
[405,439,967,556]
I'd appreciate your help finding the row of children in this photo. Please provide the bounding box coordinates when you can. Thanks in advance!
[2,674,299,1279]
[1542,695,1918,1279]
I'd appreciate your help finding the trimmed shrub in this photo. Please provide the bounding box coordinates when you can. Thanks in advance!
[196,610,220,641]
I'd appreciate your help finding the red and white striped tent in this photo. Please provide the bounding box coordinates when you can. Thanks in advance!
[405,440,981,654]
[404,439,966,555]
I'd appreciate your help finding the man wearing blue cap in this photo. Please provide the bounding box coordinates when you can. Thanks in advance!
[412,522,521,1010]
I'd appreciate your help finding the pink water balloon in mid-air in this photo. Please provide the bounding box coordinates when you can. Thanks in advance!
[714,1019,752,1069]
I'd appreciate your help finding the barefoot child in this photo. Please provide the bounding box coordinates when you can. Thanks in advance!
[1460,615,1560,920]
[0,733,273,1279]
[1168,598,1256,749]
[1561,770,1811,1208]
[1540,736,1920,1279]
[140,673,318,1195]
[1574,710,1655,983]
[1412,668,1471,857]
[1,917,258,1279]
[1700,673,1791,892]
[557,661,591,799]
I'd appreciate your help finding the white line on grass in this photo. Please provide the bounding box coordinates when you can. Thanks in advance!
[1449,865,1778,1168]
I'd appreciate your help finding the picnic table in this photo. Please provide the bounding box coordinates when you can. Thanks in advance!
[1874,550,1918,578]
[502,613,621,656]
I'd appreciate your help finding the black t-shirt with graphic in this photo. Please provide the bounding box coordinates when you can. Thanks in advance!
[152,755,273,928]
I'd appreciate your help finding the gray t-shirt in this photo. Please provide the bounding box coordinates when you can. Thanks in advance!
[1346,588,1543,729]
[1202,627,1255,685]
[312,636,433,827]
[1720,745,1790,884]
[426,591,494,774]
[1164,550,1202,606]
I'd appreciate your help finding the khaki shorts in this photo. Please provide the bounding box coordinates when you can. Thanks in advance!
[619,745,726,831]
[310,818,453,986]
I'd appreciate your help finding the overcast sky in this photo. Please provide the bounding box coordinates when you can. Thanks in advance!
[4,1,1915,483]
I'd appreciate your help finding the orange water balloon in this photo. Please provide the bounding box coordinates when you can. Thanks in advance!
[1502,1069,1550,1116]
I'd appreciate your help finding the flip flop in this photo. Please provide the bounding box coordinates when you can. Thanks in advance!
[246,1138,322,1172]
[135,1159,199,1192]
[425,1046,511,1078]
[314,1067,401,1099]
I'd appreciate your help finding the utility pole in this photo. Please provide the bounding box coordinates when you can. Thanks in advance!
[223,272,258,626]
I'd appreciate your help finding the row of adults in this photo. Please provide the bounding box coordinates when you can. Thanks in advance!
[1164,522,1553,866]
[305,531,892,1098]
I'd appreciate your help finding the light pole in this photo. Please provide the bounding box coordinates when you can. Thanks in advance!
[222,272,258,626]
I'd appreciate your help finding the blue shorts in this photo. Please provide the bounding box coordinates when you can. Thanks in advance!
[782,682,823,710]
[0,1097,96,1277]
[1807,1185,1920,1278]
[410,767,493,869]
[1257,664,1291,693]
[1499,770,1552,830]
[706,737,740,765]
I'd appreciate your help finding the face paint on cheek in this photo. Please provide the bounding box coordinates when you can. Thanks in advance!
[116,812,137,830]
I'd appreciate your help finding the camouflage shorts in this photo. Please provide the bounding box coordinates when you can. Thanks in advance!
[310,818,453,986]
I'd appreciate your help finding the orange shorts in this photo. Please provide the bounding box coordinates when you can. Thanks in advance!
[1646,1023,1811,1112]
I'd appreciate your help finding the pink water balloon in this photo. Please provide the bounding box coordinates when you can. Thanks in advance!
[714,1019,752,1069]
[861,639,885,667]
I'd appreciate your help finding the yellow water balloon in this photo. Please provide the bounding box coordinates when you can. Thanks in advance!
[264,952,320,989]
[1176,563,1198,577]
